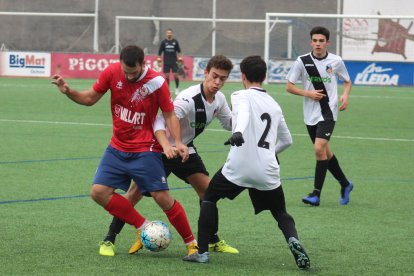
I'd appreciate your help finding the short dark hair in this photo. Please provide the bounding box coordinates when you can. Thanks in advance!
[120,45,144,67]
[206,55,233,74]
[310,26,330,40]
[240,55,267,83]
[206,54,233,73]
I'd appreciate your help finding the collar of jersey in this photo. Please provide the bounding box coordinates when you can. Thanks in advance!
[250,87,266,93]
[135,66,148,82]
[311,51,328,60]
[200,83,215,101]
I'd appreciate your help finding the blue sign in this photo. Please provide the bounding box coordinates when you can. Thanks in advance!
[345,61,414,86]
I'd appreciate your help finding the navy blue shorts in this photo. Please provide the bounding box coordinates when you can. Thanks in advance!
[93,145,168,194]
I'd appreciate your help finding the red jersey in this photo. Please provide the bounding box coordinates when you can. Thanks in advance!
[93,63,173,152]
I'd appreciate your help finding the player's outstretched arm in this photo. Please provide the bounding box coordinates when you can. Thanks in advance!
[51,74,103,106]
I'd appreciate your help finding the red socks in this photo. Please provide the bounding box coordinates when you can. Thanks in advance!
[164,200,195,244]
[105,194,194,244]
[104,193,145,229]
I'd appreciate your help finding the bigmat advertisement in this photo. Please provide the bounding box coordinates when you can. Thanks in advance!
[0,51,51,77]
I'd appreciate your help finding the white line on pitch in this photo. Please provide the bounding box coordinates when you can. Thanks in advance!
[0,119,111,127]
[1,118,413,142]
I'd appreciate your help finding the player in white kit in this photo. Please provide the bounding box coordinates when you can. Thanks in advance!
[286,26,353,207]
[184,56,310,270]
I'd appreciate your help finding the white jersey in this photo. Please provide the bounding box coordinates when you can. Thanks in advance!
[154,83,232,153]
[286,52,350,125]
[222,87,291,191]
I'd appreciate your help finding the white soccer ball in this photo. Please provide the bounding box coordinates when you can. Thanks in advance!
[140,220,172,252]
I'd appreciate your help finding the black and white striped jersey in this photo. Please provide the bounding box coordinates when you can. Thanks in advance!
[154,83,232,153]
[286,52,350,125]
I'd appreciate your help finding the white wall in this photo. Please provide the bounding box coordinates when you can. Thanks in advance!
[342,0,414,61]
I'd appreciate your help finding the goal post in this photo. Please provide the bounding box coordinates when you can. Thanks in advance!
[114,15,292,56]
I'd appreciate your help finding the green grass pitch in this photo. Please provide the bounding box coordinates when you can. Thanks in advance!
[1,77,413,275]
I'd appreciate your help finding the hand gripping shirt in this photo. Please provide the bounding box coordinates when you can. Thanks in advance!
[222,88,290,191]
[93,63,174,152]
[153,83,232,154]
[286,52,350,125]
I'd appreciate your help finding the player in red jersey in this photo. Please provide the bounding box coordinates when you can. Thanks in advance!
[51,45,198,258]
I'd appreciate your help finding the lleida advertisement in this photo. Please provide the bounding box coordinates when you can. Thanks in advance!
[346,61,414,86]
[0,51,51,77]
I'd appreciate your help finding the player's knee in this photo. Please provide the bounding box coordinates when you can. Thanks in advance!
[90,185,100,200]
[151,190,174,210]
[192,184,207,200]
[271,209,294,223]
[314,145,327,159]
[126,191,142,206]
[90,184,112,206]
[125,183,142,205]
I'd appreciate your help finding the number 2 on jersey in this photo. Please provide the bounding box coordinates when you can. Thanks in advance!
[258,113,271,149]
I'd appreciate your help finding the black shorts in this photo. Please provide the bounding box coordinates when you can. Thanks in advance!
[306,120,336,143]
[204,169,287,214]
[162,153,209,184]
[163,63,178,73]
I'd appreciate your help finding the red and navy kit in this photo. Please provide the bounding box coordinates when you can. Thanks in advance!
[93,63,173,152]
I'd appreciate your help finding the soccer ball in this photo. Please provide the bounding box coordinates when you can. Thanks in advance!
[140,220,172,252]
